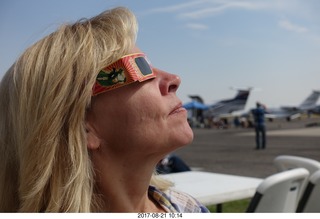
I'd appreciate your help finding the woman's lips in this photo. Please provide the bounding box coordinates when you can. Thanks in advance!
[169,103,187,115]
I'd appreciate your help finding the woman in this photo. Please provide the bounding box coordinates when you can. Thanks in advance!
[0,7,208,212]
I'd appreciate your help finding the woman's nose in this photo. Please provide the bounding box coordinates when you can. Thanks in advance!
[154,68,181,95]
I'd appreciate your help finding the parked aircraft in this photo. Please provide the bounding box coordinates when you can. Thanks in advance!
[265,90,320,121]
[184,88,252,116]
[183,88,252,128]
[204,88,252,118]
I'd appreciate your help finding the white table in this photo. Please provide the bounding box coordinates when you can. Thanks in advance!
[159,171,262,211]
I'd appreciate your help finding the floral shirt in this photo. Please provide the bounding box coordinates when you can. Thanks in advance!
[148,185,209,213]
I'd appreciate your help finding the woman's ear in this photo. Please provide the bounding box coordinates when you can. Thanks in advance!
[85,122,101,150]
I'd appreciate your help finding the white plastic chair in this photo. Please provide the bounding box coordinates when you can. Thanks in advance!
[274,155,320,175]
[296,170,320,212]
[273,155,320,202]
[246,168,309,212]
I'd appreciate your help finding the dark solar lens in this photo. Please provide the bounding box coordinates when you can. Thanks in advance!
[135,57,152,75]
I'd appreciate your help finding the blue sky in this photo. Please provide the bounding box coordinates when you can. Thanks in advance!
[1,0,320,110]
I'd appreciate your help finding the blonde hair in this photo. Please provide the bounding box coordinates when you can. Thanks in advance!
[0,7,146,212]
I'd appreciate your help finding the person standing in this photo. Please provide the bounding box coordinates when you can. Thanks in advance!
[251,102,266,150]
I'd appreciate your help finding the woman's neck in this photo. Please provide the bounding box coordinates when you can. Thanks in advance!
[91,150,165,212]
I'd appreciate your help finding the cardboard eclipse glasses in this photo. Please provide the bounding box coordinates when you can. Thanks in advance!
[93,53,156,96]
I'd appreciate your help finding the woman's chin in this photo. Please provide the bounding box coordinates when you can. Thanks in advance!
[176,124,194,147]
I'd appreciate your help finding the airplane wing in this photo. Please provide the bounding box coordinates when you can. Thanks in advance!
[264,108,301,121]
[265,90,320,121]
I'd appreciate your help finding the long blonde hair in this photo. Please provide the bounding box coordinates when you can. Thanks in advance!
[0,7,140,212]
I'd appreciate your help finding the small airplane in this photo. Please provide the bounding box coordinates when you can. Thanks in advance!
[183,88,252,119]
[265,90,320,121]
[183,88,252,128]
[204,88,252,118]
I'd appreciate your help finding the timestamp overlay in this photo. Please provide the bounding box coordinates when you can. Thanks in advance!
[137,212,182,218]
[3,213,317,219]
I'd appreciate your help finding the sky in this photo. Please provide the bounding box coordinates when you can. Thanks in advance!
[1,0,320,111]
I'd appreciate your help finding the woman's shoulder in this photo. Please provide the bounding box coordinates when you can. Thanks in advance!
[149,186,210,213]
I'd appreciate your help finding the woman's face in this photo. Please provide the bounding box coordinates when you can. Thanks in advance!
[87,47,193,158]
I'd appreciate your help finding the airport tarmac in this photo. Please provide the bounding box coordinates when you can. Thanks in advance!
[174,117,320,178]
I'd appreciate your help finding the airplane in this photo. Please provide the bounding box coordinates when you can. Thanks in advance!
[184,88,252,117]
[264,90,320,121]
[204,88,252,118]
[183,88,252,128]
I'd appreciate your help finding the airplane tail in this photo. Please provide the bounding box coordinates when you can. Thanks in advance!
[206,88,251,117]
[298,90,320,110]
[233,89,251,101]
[229,89,251,112]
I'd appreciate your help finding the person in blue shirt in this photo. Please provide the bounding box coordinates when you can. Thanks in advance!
[251,102,267,150]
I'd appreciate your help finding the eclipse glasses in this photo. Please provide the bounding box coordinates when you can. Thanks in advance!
[93,53,156,96]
